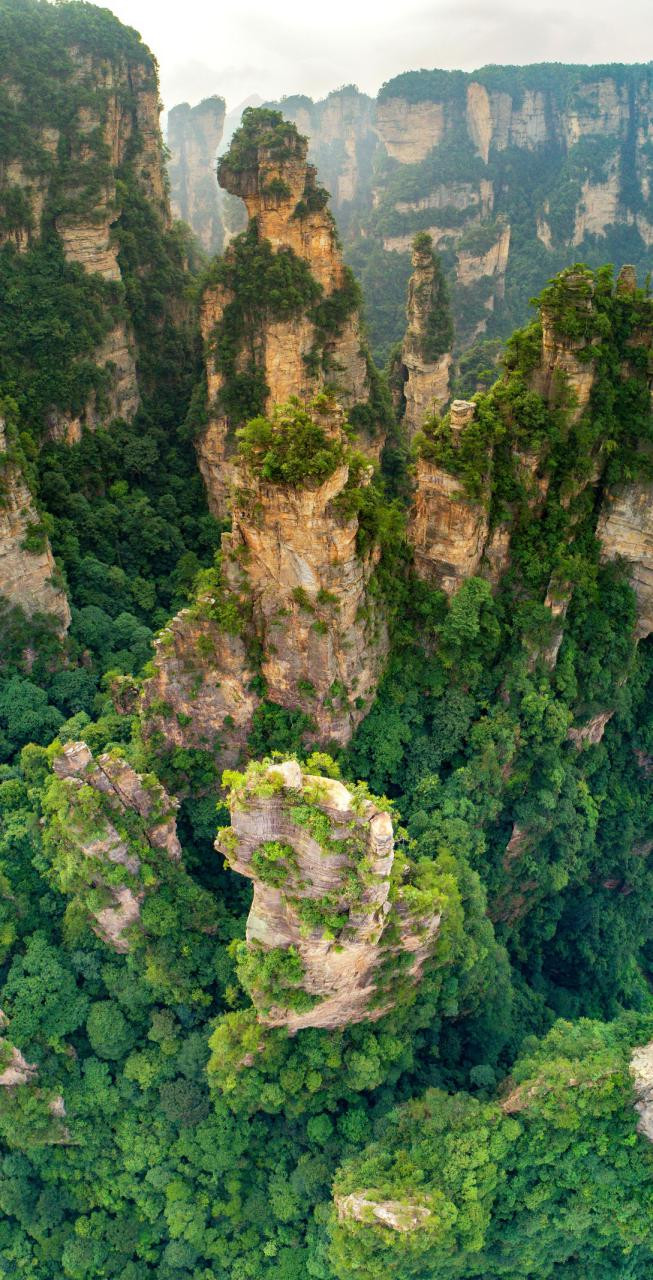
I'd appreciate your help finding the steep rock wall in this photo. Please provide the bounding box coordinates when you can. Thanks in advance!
[218,760,440,1032]
[167,96,226,253]
[396,234,452,439]
[196,110,385,518]
[0,417,70,630]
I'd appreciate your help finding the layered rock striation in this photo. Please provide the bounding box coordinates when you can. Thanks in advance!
[167,96,226,253]
[196,108,388,517]
[143,397,389,757]
[0,417,70,631]
[217,759,441,1032]
[47,742,181,952]
[393,233,452,439]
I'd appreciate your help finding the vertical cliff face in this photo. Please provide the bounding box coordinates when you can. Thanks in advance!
[167,96,226,253]
[0,417,70,630]
[217,760,440,1032]
[0,10,176,438]
[196,108,388,518]
[47,741,181,952]
[394,233,453,439]
[144,397,389,759]
[265,87,376,210]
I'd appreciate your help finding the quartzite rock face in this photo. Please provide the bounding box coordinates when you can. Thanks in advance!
[145,402,389,756]
[631,1042,653,1142]
[50,742,181,952]
[397,235,451,439]
[141,606,258,762]
[226,429,389,745]
[167,97,226,253]
[218,760,440,1033]
[597,482,653,639]
[0,418,71,631]
[197,111,382,517]
[1,39,173,435]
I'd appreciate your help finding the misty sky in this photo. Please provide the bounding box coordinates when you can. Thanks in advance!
[107,0,652,113]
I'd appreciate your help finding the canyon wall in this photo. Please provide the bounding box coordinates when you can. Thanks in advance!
[167,96,226,253]
[265,66,653,360]
[0,417,70,630]
[218,759,440,1032]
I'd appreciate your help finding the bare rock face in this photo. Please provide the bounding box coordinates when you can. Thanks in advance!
[374,99,445,163]
[567,709,615,748]
[1,37,173,435]
[269,88,376,209]
[0,1042,38,1088]
[218,760,440,1032]
[533,270,598,422]
[397,235,452,439]
[631,1042,653,1142]
[141,606,258,762]
[0,418,70,631]
[145,399,389,755]
[410,454,490,596]
[335,1192,432,1232]
[225,411,389,745]
[197,110,383,517]
[48,742,181,951]
[597,482,653,639]
[167,97,226,253]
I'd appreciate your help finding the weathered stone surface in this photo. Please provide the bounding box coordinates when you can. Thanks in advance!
[534,272,597,422]
[335,1192,432,1232]
[397,235,451,439]
[51,742,182,951]
[567,709,615,748]
[630,1041,653,1142]
[167,96,226,252]
[141,608,258,762]
[197,113,385,516]
[597,481,653,639]
[0,418,70,631]
[410,455,489,595]
[218,761,440,1032]
[373,98,445,163]
[0,1043,38,1088]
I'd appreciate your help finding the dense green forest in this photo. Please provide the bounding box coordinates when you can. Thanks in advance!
[1,5,653,1279]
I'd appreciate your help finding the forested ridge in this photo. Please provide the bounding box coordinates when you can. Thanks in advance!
[1,4,653,1279]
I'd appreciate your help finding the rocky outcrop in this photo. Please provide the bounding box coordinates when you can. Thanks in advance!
[396,234,452,439]
[48,742,181,951]
[0,1041,38,1088]
[567,709,615,748]
[0,418,70,631]
[145,398,389,755]
[167,97,226,253]
[597,482,653,639]
[631,1041,653,1142]
[1,27,175,435]
[197,109,385,517]
[374,99,445,163]
[267,88,376,209]
[410,399,491,595]
[218,760,441,1032]
[335,1192,432,1232]
[534,271,598,422]
[141,606,257,761]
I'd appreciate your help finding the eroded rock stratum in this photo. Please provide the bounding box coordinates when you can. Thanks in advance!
[217,759,441,1033]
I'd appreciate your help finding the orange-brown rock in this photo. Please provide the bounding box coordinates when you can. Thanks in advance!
[196,109,385,517]
[141,606,258,762]
[0,417,70,631]
[48,742,181,952]
[396,234,452,439]
[146,400,389,755]
[597,481,653,639]
[218,760,440,1032]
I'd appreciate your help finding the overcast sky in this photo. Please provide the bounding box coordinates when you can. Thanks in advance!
[106,0,652,113]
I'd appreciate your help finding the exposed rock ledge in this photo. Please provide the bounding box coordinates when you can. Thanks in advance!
[50,742,181,951]
[218,760,441,1032]
[335,1192,432,1232]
